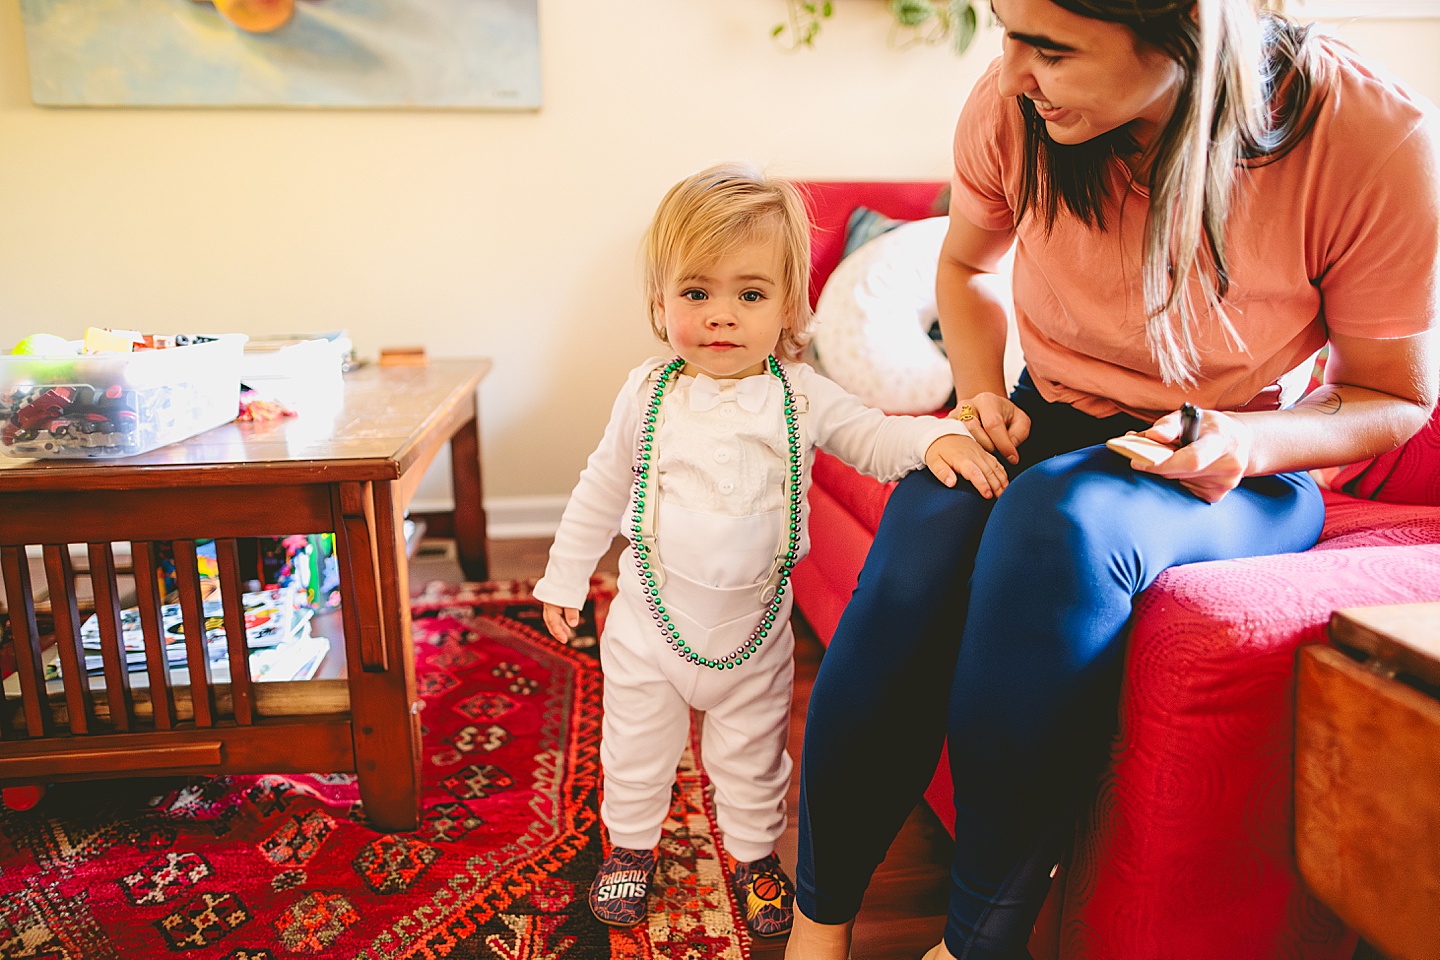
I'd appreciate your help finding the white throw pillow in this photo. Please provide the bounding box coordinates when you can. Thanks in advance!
[811,215,1021,413]
[811,216,955,414]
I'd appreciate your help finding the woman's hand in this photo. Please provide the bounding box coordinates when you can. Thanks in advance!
[924,433,1010,499]
[542,602,580,643]
[951,391,1031,466]
[1129,407,1256,503]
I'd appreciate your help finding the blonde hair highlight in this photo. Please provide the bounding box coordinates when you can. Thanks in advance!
[643,162,813,362]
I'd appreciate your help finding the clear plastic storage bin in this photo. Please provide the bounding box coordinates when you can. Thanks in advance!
[0,334,247,459]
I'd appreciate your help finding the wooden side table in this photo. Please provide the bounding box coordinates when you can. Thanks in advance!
[1295,602,1440,960]
[0,359,491,830]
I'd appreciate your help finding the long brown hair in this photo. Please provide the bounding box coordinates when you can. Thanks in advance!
[1014,1,1327,384]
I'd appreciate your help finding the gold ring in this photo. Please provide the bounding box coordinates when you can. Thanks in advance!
[956,404,976,422]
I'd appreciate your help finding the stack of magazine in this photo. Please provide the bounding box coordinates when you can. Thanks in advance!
[63,585,330,687]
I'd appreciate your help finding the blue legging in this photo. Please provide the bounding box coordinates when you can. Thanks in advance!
[796,373,1324,959]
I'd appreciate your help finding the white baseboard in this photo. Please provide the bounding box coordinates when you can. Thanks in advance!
[409,495,566,540]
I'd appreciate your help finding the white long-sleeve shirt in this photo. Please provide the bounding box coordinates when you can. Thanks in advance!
[532,357,970,610]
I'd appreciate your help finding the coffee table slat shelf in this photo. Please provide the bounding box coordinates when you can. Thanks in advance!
[0,359,491,830]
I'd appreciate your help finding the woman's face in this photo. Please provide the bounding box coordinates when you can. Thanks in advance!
[991,0,1184,150]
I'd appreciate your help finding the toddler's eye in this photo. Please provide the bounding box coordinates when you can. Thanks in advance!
[682,289,707,301]
[740,290,764,302]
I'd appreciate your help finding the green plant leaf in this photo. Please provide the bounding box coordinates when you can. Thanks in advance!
[952,1,978,53]
[822,0,833,16]
[889,0,935,29]
[772,22,785,37]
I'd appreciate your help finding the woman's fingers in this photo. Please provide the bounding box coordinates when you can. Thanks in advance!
[983,408,1022,464]
[1126,408,1252,503]
[953,393,1027,465]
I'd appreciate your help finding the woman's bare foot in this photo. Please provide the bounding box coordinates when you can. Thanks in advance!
[919,942,957,960]
[783,909,853,960]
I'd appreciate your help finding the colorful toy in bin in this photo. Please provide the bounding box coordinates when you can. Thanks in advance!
[0,332,246,459]
[9,333,78,357]
[0,383,141,453]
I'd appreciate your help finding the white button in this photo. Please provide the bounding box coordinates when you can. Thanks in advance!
[714,448,731,463]
[720,406,735,418]
[719,480,735,494]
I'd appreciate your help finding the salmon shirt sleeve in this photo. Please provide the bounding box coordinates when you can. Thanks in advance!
[950,59,1017,234]
[1306,60,1440,340]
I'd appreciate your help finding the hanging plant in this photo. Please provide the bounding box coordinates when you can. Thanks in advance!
[889,0,979,53]
[772,1,834,48]
[774,0,981,54]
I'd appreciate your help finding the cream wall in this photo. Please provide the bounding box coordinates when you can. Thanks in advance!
[0,1,1002,527]
[0,4,1435,532]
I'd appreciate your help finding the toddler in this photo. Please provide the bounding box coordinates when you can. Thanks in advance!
[533,162,1006,937]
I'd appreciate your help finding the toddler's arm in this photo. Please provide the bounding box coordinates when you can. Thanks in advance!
[533,361,659,617]
[797,363,1004,488]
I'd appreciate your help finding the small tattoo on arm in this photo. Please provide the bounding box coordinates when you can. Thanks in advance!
[1298,391,1342,415]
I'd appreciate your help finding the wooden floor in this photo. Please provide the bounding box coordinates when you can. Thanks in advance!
[415,536,955,959]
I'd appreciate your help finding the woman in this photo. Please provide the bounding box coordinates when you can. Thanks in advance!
[786,2,1439,959]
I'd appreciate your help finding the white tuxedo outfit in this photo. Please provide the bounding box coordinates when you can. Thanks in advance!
[533,357,969,861]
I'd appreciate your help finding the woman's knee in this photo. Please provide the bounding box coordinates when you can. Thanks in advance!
[982,453,1091,558]
[978,447,1148,583]
[860,471,993,606]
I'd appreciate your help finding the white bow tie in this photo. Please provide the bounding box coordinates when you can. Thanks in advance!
[688,373,771,413]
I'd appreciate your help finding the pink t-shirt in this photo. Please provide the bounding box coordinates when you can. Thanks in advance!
[951,43,1440,420]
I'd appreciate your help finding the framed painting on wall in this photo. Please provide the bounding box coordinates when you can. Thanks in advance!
[18,0,542,109]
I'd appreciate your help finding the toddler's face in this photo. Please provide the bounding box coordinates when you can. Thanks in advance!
[659,231,789,380]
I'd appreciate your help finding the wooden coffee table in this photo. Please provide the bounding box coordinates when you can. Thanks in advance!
[0,358,490,830]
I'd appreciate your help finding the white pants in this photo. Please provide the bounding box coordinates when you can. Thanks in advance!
[599,501,795,864]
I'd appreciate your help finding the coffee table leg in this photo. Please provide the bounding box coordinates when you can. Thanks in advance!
[333,480,422,831]
[450,411,490,582]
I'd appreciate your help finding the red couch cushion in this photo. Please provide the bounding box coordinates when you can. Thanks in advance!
[1060,541,1440,959]
[1315,489,1440,548]
[1325,401,1440,505]
[810,448,894,535]
[801,181,947,310]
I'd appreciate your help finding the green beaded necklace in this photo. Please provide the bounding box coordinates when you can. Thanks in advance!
[630,355,804,670]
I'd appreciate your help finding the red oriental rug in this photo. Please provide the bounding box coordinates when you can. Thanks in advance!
[0,576,753,960]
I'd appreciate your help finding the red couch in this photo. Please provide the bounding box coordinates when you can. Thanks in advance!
[792,181,1440,960]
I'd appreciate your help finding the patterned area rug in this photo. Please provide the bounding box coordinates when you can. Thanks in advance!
[0,575,752,959]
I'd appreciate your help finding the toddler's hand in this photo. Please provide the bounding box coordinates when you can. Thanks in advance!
[542,602,581,643]
[924,433,1009,499]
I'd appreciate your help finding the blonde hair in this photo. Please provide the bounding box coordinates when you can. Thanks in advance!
[643,162,813,362]
[1015,0,1326,385]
